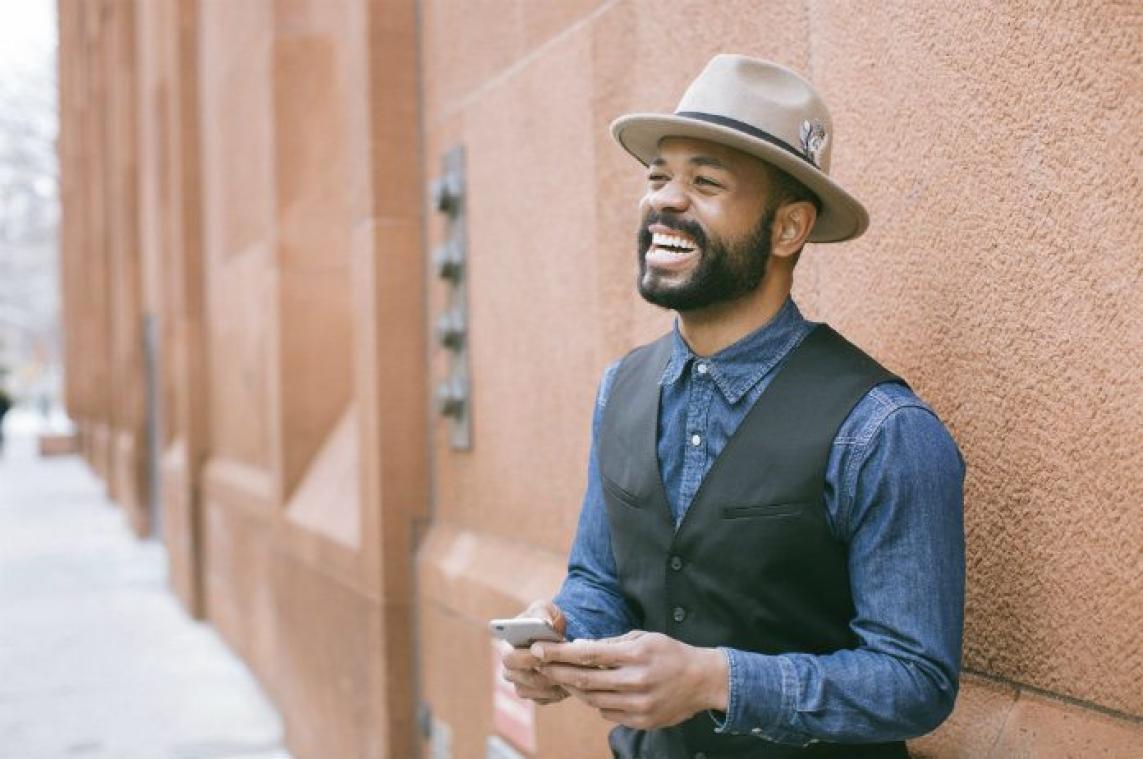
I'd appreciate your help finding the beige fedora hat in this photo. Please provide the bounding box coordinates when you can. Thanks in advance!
[611,54,868,243]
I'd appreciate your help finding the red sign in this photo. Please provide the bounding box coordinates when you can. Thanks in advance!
[491,641,537,754]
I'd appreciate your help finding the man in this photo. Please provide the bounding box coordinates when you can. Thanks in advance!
[500,55,965,758]
[0,382,12,457]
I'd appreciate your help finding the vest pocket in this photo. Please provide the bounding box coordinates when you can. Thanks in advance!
[602,476,642,508]
[720,501,809,519]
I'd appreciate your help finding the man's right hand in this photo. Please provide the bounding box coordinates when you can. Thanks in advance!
[497,599,570,705]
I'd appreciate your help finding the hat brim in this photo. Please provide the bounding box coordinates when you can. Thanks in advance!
[611,113,868,243]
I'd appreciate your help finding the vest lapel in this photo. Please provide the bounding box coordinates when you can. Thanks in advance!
[598,335,675,530]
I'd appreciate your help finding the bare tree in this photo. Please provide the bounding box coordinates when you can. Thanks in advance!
[0,42,60,404]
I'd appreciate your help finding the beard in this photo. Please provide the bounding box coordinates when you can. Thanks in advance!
[636,208,775,312]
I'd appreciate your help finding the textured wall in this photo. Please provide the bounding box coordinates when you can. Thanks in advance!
[418,0,1142,756]
[194,1,428,756]
[787,0,1143,718]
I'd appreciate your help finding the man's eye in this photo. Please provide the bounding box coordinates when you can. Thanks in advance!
[694,176,722,188]
[648,173,669,182]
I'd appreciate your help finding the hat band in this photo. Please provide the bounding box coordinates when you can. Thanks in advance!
[674,111,814,168]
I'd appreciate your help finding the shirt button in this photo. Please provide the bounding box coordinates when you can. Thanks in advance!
[751,727,762,736]
[672,606,687,623]
[696,362,708,375]
[694,753,707,759]
[690,434,702,447]
[669,555,683,571]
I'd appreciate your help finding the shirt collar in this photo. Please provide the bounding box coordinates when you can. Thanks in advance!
[659,297,811,405]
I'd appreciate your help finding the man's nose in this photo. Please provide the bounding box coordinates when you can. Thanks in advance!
[648,179,690,214]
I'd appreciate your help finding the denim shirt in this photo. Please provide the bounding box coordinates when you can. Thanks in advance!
[554,298,966,746]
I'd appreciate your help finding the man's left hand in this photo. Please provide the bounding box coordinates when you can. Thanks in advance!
[531,631,729,730]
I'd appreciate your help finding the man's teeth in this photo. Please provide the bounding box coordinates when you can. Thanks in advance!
[651,232,697,252]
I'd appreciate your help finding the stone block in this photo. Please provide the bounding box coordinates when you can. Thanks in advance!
[991,690,1143,759]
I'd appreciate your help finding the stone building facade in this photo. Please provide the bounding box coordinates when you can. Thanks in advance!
[56,1,1141,757]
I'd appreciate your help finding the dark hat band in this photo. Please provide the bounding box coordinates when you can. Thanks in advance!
[674,110,815,168]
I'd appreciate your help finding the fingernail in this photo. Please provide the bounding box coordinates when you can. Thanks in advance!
[530,643,544,660]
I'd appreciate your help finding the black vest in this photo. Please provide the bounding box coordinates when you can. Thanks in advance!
[599,324,909,759]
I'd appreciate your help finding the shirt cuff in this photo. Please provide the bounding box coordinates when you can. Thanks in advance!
[709,649,812,746]
[559,608,589,642]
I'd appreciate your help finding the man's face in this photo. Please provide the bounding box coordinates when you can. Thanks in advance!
[636,137,775,312]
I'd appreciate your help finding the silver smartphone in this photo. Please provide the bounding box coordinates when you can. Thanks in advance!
[488,617,565,648]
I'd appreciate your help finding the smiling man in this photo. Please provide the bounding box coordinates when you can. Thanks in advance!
[499,55,965,758]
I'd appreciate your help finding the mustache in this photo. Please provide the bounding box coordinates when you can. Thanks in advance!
[638,212,708,252]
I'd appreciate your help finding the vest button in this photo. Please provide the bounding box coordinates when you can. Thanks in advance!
[669,555,683,571]
[694,753,708,759]
[672,606,687,623]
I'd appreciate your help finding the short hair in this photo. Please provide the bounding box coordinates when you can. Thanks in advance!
[761,164,818,264]
[765,163,822,215]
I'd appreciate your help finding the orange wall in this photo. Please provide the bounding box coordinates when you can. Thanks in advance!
[416,0,1142,756]
[59,0,428,757]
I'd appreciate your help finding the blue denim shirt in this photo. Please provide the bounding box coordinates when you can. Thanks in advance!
[554,298,966,746]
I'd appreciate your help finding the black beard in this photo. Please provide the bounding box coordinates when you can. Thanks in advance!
[636,209,774,312]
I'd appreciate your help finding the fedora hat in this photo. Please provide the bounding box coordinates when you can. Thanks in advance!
[611,54,868,243]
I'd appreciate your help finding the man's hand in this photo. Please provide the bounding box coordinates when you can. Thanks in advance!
[497,599,570,705]
[531,631,729,730]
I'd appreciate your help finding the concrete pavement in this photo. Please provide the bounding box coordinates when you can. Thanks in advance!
[0,419,290,759]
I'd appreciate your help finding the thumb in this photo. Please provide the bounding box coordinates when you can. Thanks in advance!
[523,599,567,637]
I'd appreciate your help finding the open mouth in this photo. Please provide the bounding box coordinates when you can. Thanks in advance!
[650,231,698,254]
[645,229,701,270]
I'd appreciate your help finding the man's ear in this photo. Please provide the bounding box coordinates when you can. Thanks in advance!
[770,201,817,260]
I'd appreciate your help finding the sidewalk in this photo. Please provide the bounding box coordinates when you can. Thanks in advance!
[0,421,290,759]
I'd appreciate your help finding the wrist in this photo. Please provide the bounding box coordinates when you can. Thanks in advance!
[693,645,729,712]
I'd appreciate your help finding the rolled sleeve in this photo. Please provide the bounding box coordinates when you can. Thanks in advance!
[715,388,965,746]
[710,649,812,744]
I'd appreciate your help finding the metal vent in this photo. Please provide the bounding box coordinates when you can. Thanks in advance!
[430,145,472,450]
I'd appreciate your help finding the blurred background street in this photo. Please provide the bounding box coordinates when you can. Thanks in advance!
[0,416,288,759]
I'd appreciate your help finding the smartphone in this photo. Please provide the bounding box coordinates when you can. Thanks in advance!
[488,617,565,648]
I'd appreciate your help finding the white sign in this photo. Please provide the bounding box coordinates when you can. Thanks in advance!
[486,735,526,759]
